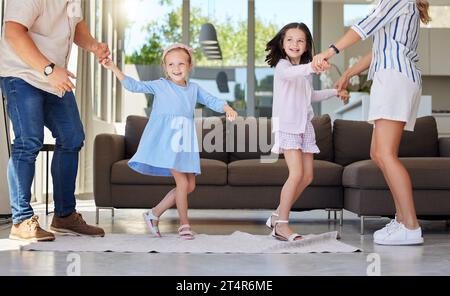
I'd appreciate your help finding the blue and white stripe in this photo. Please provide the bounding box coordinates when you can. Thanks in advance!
[351,0,421,84]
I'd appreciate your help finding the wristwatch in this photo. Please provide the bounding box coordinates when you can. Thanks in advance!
[329,44,340,55]
[44,63,55,76]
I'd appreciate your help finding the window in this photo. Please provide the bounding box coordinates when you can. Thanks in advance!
[424,6,450,28]
[122,0,183,119]
[343,4,376,27]
[190,0,248,116]
[93,0,103,118]
[255,0,313,117]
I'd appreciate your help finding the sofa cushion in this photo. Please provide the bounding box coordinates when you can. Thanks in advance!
[124,115,228,162]
[111,158,227,185]
[196,116,228,163]
[333,116,439,166]
[227,115,334,162]
[343,158,450,189]
[228,159,343,186]
[312,114,334,162]
[125,115,148,159]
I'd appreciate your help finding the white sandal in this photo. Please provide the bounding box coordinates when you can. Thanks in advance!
[271,220,302,242]
[178,224,194,240]
[143,210,161,237]
[265,212,279,229]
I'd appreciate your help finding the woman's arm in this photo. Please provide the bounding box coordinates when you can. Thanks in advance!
[315,0,409,64]
[335,52,372,91]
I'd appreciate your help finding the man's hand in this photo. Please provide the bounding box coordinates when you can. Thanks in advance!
[224,105,238,122]
[47,66,76,93]
[92,42,110,64]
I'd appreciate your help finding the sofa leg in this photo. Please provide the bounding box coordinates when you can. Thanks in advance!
[360,216,365,235]
[339,210,343,226]
[95,207,115,225]
[334,210,337,220]
[96,207,99,225]
[327,210,331,220]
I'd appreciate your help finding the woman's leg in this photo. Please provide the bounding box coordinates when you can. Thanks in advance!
[370,130,402,222]
[371,119,419,229]
[276,149,304,238]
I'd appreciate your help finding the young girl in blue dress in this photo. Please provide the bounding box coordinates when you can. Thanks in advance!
[102,43,237,239]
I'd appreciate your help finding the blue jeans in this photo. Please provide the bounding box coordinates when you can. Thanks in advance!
[0,77,85,224]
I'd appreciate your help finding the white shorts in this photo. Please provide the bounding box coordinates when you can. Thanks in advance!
[368,69,422,131]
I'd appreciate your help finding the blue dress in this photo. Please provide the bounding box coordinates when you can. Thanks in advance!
[122,76,226,177]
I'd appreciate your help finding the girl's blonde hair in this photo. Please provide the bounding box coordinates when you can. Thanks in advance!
[416,0,431,24]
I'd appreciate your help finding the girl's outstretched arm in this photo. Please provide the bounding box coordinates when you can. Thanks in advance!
[196,85,237,121]
[102,58,125,81]
[276,60,315,81]
[102,59,156,94]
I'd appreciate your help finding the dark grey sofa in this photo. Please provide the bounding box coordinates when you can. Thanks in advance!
[94,115,450,234]
[94,114,344,224]
[334,117,450,233]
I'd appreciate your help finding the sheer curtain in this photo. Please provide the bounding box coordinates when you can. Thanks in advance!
[75,0,94,194]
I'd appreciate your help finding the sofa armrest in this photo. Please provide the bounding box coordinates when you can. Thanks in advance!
[94,134,125,207]
[440,137,450,157]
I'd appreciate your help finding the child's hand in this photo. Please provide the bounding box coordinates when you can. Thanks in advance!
[224,105,238,122]
[338,89,350,104]
[101,58,114,69]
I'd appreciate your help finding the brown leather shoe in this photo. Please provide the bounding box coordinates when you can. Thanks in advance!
[50,212,105,237]
[9,216,55,242]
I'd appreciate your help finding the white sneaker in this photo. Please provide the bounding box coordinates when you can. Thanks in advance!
[374,223,424,245]
[373,217,400,240]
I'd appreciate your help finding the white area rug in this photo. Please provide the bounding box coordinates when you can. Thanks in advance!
[1,231,360,253]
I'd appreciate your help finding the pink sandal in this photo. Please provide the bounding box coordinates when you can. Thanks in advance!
[178,224,194,240]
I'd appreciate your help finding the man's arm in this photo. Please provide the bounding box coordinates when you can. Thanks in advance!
[5,21,50,73]
[74,21,110,63]
[5,21,75,93]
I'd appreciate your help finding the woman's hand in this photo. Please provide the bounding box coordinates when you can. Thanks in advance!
[334,72,351,91]
[224,105,238,122]
[313,48,335,72]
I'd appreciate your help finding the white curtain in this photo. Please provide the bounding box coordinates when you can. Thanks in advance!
[75,0,94,194]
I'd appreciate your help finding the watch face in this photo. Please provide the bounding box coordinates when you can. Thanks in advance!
[44,66,53,75]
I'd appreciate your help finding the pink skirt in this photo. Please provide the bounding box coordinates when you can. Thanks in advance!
[271,121,320,154]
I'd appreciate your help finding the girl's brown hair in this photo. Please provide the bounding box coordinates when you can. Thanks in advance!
[417,0,431,24]
[265,22,315,68]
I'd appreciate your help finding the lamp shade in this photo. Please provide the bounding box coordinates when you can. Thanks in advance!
[216,71,229,93]
[199,23,219,45]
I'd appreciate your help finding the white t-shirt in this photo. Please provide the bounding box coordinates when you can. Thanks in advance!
[0,0,83,97]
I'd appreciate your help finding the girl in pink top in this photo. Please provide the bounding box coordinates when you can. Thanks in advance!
[265,22,348,241]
